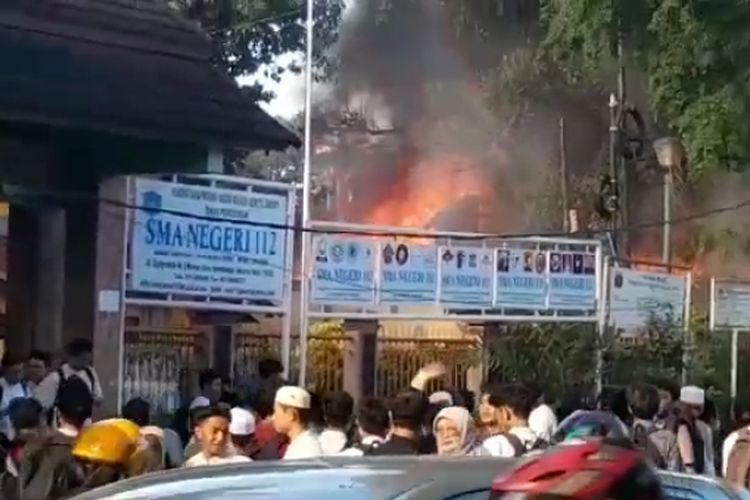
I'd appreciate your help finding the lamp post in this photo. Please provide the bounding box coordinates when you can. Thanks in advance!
[652,137,684,272]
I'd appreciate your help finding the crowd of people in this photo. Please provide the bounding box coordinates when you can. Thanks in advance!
[0,339,749,498]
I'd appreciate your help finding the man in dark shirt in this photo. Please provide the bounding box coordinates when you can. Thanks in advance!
[369,391,428,456]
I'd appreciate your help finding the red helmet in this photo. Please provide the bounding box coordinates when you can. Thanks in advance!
[491,440,664,499]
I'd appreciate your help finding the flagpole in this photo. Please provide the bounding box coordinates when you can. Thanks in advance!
[297,0,314,387]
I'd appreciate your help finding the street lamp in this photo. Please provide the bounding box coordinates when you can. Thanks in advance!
[652,137,684,271]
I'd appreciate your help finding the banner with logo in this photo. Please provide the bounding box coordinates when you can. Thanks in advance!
[494,248,547,308]
[609,268,687,330]
[712,281,750,329]
[130,178,289,302]
[438,247,494,307]
[379,242,437,304]
[311,236,377,304]
[548,251,597,309]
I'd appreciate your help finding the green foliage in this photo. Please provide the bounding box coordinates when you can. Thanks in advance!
[487,323,598,400]
[171,0,344,101]
[541,0,750,179]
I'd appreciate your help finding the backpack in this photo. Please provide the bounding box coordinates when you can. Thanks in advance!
[503,433,548,458]
[47,368,95,426]
[632,421,677,470]
[726,428,750,488]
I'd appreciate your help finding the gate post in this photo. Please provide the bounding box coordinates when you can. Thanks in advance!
[343,320,378,400]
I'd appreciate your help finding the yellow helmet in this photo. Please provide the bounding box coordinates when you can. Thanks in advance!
[95,418,141,444]
[72,424,136,466]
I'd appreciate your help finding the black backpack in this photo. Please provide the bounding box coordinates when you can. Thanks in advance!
[47,368,95,426]
[503,433,548,457]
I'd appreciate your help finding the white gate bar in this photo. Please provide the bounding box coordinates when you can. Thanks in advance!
[123,297,287,315]
[308,220,600,246]
[306,311,598,322]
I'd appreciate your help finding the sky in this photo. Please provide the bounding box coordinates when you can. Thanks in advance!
[239,52,307,121]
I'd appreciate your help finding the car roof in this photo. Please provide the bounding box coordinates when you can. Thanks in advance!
[70,456,519,500]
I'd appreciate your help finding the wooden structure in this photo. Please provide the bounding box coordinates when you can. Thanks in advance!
[0,0,299,414]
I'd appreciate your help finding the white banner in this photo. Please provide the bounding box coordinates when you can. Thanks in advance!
[130,178,289,302]
[609,268,687,330]
[379,242,437,304]
[311,236,377,305]
[438,246,494,307]
[712,281,750,329]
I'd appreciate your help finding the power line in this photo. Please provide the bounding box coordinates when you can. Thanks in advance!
[18,185,750,242]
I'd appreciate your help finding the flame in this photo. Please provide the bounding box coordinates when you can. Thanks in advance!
[365,155,487,229]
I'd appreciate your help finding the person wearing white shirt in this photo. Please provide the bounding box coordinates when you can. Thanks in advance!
[482,384,539,457]
[273,386,323,460]
[526,382,557,443]
[320,390,354,455]
[34,338,103,425]
[184,406,251,467]
[0,352,32,440]
[339,397,389,457]
[24,350,50,393]
[723,402,750,477]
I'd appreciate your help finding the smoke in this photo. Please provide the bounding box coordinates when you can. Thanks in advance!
[317,0,608,233]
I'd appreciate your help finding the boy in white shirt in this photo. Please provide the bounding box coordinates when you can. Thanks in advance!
[273,386,323,460]
[482,384,539,457]
[319,390,354,455]
[184,406,250,467]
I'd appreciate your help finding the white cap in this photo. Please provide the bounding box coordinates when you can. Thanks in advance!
[274,385,311,409]
[189,396,210,410]
[229,407,256,436]
[428,391,454,406]
[680,385,705,405]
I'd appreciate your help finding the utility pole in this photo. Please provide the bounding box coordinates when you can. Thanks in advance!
[608,93,619,244]
[559,117,569,232]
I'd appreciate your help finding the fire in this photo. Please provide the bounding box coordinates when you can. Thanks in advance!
[365,155,488,229]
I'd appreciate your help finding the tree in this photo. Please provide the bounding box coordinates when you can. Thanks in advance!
[540,0,750,180]
[169,0,344,101]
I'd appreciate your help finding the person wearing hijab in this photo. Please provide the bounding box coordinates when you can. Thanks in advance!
[433,406,485,456]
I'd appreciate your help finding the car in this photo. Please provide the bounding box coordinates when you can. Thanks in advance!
[69,456,750,500]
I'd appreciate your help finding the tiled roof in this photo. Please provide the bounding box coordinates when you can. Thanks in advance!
[0,0,300,149]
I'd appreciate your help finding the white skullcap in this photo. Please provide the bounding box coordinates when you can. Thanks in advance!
[275,385,311,409]
[189,396,210,410]
[680,385,705,406]
[229,407,256,436]
[428,391,454,406]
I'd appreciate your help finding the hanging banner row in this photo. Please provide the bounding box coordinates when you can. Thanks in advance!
[312,236,598,310]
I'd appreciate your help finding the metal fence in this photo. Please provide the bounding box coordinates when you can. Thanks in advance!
[233,332,480,397]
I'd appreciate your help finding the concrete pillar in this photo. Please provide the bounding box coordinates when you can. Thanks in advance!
[342,320,379,399]
[34,207,66,352]
[6,206,37,357]
[92,177,128,416]
[63,201,97,347]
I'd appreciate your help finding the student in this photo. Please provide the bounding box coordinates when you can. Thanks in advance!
[478,383,502,439]
[482,384,539,457]
[0,352,31,440]
[320,390,354,455]
[627,382,678,470]
[253,382,288,460]
[24,350,50,391]
[20,377,93,499]
[527,382,557,443]
[34,338,103,422]
[1,398,43,499]
[229,407,257,458]
[184,406,250,467]
[190,369,223,409]
[340,397,390,456]
[676,385,711,475]
[723,400,750,477]
[272,386,323,460]
[369,391,428,456]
